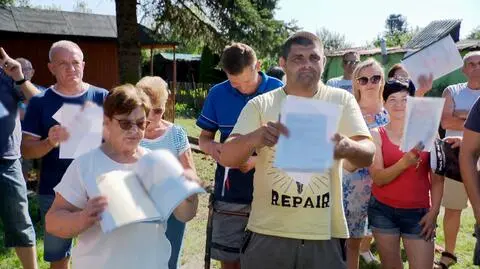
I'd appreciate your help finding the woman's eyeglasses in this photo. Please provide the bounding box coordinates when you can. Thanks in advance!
[356,75,382,85]
[113,117,150,130]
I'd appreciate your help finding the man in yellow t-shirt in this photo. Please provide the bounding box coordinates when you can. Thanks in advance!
[219,32,375,269]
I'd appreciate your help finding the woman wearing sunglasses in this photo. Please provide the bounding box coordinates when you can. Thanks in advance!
[388,64,433,97]
[342,58,388,269]
[45,84,199,269]
[136,76,196,269]
[368,80,444,269]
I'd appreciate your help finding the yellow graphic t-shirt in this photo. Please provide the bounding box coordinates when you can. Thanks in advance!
[230,85,371,240]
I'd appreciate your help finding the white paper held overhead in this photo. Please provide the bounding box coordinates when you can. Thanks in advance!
[401,36,463,89]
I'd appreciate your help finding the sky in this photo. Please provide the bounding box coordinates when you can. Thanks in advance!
[30,0,479,47]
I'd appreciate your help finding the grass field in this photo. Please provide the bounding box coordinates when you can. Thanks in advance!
[0,117,477,268]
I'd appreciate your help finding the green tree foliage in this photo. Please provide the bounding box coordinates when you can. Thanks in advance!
[0,0,14,6]
[138,0,298,57]
[468,26,480,40]
[315,27,353,52]
[372,14,419,47]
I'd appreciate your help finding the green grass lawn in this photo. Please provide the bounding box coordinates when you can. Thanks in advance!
[0,117,477,268]
[175,116,220,142]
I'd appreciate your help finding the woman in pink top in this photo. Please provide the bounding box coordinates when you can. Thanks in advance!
[368,80,445,269]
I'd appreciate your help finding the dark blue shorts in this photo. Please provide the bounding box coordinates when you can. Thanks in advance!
[0,158,36,247]
[367,196,429,239]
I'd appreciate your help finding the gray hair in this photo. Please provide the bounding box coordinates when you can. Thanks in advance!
[15,57,33,69]
[48,40,84,62]
[463,51,480,63]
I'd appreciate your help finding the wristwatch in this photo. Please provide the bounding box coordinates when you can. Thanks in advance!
[14,78,27,85]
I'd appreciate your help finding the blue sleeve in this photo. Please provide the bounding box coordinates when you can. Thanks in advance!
[22,96,43,138]
[173,125,190,156]
[196,87,219,132]
[465,97,480,133]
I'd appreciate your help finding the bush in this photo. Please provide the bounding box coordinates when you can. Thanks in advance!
[175,103,197,118]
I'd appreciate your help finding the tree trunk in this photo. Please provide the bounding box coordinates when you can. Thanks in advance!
[115,0,141,84]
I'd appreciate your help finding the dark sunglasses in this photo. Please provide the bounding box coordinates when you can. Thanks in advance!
[357,75,382,86]
[113,117,150,130]
[343,60,360,65]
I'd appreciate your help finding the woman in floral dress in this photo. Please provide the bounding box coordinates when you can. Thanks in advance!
[342,59,389,269]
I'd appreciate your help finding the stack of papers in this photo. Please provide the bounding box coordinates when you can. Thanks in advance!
[97,150,206,233]
[274,95,342,182]
[401,96,445,152]
[52,104,103,159]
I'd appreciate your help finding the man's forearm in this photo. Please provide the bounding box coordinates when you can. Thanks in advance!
[220,133,257,168]
[20,81,41,101]
[441,117,465,131]
[198,135,216,156]
[460,149,480,221]
[21,138,55,159]
[345,139,375,168]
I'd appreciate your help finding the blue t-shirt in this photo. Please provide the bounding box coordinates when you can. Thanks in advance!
[0,70,22,159]
[22,85,108,195]
[465,96,480,133]
[196,71,283,204]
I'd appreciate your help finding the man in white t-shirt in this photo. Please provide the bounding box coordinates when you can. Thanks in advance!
[326,51,360,93]
[437,51,480,268]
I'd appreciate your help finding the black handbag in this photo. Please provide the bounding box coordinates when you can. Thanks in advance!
[431,138,462,182]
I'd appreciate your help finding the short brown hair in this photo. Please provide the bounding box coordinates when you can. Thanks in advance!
[220,43,257,75]
[387,63,406,79]
[342,51,359,61]
[281,31,324,59]
[104,84,151,118]
[136,76,169,107]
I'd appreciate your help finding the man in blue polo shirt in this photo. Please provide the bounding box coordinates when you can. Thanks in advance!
[21,40,108,269]
[197,42,283,269]
[0,47,41,269]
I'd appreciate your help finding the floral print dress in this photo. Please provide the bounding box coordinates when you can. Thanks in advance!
[342,109,389,237]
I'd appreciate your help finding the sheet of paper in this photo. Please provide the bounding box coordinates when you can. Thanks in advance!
[401,35,463,89]
[135,150,206,219]
[53,104,103,159]
[274,95,342,176]
[97,170,160,234]
[401,96,445,152]
[0,101,8,118]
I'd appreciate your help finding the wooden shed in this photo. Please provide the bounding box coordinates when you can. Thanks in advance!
[0,6,175,90]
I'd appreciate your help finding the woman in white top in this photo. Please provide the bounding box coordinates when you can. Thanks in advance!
[45,84,199,269]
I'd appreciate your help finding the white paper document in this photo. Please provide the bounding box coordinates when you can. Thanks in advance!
[401,96,445,152]
[0,101,8,118]
[52,104,103,159]
[97,150,206,234]
[274,95,342,176]
[401,35,463,89]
